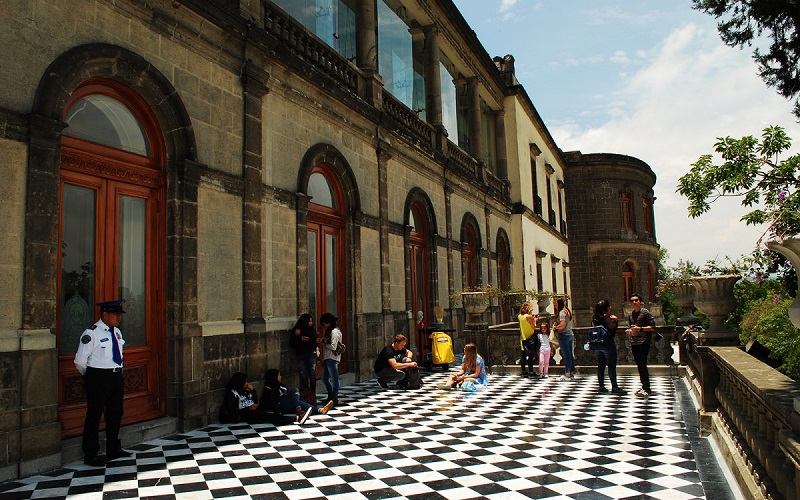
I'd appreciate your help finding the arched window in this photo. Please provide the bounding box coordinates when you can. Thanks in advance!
[464,224,478,288]
[307,164,346,346]
[409,203,429,323]
[58,79,166,437]
[623,262,635,302]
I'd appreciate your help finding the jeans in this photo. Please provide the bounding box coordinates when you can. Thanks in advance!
[631,343,651,392]
[558,333,575,374]
[277,387,319,414]
[594,343,618,389]
[322,359,340,401]
[296,351,318,390]
[376,367,406,384]
[520,348,536,372]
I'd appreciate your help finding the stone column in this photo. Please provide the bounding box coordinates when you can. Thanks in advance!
[295,193,311,314]
[356,0,383,107]
[377,144,392,312]
[16,115,65,476]
[444,182,455,321]
[466,77,483,161]
[494,109,508,186]
[240,58,269,373]
[422,25,446,152]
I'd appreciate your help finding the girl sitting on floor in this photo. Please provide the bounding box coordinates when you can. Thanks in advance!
[445,343,489,390]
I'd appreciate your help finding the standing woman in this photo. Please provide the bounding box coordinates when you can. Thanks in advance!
[290,313,318,403]
[517,302,538,377]
[553,297,575,380]
[592,300,626,394]
[320,312,342,407]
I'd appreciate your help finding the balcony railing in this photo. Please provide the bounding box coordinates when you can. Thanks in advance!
[382,92,434,150]
[262,2,359,94]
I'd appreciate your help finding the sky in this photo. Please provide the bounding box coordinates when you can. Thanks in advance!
[451,0,800,268]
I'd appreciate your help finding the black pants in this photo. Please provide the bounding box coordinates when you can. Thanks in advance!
[631,343,651,393]
[82,367,124,457]
[520,348,536,373]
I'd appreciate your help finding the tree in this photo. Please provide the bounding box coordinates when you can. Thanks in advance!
[693,0,800,118]
[677,125,798,294]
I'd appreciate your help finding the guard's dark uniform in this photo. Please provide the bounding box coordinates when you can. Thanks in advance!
[74,299,129,465]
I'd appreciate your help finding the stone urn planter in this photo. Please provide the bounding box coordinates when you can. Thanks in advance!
[536,294,552,315]
[673,283,700,325]
[504,292,529,315]
[461,291,489,322]
[691,274,740,341]
[766,236,800,329]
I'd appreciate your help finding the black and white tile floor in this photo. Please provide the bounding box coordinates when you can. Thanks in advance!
[0,372,737,499]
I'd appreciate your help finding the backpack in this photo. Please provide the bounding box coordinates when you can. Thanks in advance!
[398,366,422,390]
[586,325,609,350]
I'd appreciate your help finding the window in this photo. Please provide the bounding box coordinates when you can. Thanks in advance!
[64,94,150,156]
[378,0,425,112]
[643,197,654,235]
[464,224,478,288]
[546,177,555,227]
[536,261,544,292]
[440,56,469,149]
[480,100,497,172]
[530,158,542,216]
[623,263,635,302]
[620,192,633,230]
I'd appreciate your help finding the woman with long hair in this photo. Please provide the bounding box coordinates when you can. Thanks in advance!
[518,301,539,377]
[320,312,343,407]
[261,368,333,426]
[445,343,489,389]
[289,313,318,400]
[592,299,626,394]
[553,297,575,380]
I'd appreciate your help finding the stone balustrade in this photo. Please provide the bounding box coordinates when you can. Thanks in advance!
[381,92,434,149]
[683,333,800,500]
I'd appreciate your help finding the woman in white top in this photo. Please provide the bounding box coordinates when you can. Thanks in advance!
[552,297,575,380]
[320,312,342,407]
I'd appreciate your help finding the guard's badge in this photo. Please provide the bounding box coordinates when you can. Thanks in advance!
[81,335,92,344]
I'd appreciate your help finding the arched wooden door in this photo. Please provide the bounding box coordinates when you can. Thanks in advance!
[409,203,430,326]
[307,165,348,372]
[57,80,167,438]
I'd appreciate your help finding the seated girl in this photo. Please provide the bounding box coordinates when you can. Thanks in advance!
[445,343,489,390]
[261,369,334,425]
[219,372,270,424]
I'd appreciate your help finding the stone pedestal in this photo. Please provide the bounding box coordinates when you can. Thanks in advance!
[674,283,700,326]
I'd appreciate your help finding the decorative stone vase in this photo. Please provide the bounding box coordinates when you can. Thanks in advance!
[766,236,800,329]
[505,292,529,315]
[691,274,740,337]
[537,295,551,315]
[673,283,700,325]
[462,292,489,322]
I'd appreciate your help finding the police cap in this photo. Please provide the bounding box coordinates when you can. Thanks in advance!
[97,299,126,314]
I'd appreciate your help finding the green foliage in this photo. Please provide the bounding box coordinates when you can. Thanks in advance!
[693,0,800,118]
[739,295,800,380]
[678,126,800,241]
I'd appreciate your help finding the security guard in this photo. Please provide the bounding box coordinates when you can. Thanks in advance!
[75,299,132,466]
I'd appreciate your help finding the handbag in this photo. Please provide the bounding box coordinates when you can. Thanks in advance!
[522,335,539,353]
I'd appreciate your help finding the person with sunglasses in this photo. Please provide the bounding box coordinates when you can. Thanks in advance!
[625,292,656,397]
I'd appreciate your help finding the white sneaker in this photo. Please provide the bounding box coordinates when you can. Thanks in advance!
[635,388,651,398]
[558,375,570,381]
[298,407,313,425]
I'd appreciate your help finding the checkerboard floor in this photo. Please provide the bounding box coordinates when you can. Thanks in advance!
[0,372,731,499]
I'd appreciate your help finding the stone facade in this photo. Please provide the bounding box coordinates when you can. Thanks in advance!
[0,0,657,478]
[563,152,660,325]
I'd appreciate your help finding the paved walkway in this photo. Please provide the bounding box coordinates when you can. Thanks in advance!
[0,371,740,499]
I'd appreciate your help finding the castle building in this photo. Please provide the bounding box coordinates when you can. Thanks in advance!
[0,0,654,477]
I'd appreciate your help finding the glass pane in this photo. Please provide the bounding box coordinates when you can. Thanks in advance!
[326,233,337,314]
[119,196,147,347]
[308,172,335,208]
[308,230,318,321]
[440,61,459,141]
[378,0,415,109]
[64,95,150,156]
[415,249,424,315]
[409,210,416,232]
[61,184,96,354]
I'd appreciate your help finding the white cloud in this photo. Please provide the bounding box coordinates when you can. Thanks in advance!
[550,22,800,266]
[500,0,517,13]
